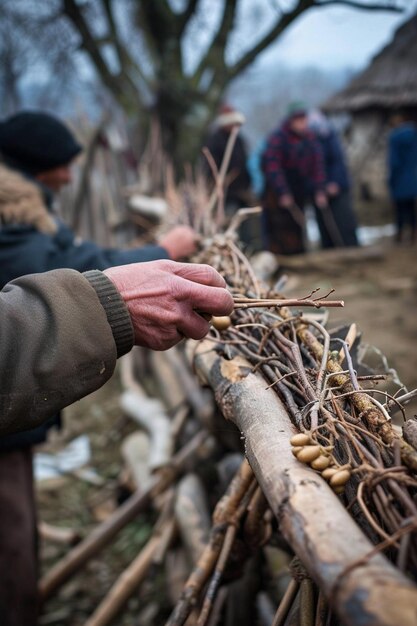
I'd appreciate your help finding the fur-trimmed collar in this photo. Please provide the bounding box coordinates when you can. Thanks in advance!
[0,164,57,234]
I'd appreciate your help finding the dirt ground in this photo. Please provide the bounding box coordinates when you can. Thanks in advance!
[280,239,417,412]
[37,237,417,625]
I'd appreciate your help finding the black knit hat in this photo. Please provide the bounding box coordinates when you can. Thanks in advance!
[0,111,83,175]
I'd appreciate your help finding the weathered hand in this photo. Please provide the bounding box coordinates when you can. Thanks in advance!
[104,260,233,351]
[278,193,294,208]
[314,191,328,209]
[159,226,199,260]
[326,182,340,197]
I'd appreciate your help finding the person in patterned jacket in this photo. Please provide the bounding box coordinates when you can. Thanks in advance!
[261,102,327,254]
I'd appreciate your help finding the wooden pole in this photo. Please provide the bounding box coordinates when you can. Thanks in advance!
[84,521,175,626]
[192,340,417,626]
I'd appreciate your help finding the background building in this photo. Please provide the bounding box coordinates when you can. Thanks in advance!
[324,13,417,224]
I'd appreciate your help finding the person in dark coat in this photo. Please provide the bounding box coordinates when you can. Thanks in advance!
[261,102,327,255]
[0,110,198,626]
[308,110,359,248]
[203,105,261,249]
[204,105,251,211]
[387,112,417,243]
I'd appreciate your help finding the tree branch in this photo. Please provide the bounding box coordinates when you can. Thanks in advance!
[138,0,182,72]
[178,0,200,37]
[228,0,313,80]
[194,0,238,86]
[100,0,152,90]
[227,0,403,81]
[101,0,125,70]
[62,0,122,96]
[314,0,403,10]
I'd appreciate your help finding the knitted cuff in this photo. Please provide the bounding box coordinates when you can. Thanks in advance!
[83,270,134,358]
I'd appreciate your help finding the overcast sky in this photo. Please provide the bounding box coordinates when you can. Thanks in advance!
[256,2,417,70]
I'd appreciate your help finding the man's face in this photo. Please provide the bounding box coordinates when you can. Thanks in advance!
[35,164,73,192]
[289,114,308,135]
[389,114,405,128]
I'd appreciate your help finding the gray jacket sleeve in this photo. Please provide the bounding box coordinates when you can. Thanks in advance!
[0,268,134,435]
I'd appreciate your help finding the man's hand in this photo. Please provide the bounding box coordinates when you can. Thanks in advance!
[104,260,233,351]
[278,193,294,208]
[159,226,199,260]
[314,191,328,209]
[326,182,340,197]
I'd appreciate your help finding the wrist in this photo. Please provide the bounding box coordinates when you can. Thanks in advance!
[84,270,134,357]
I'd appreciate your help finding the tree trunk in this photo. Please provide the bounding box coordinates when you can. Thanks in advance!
[154,87,222,167]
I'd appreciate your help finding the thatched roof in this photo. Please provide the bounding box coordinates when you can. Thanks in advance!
[324,13,417,112]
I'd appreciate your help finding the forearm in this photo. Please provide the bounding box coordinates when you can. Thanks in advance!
[0,269,133,435]
[0,259,233,435]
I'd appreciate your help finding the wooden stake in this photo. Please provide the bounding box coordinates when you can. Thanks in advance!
[39,431,208,603]
[85,520,176,626]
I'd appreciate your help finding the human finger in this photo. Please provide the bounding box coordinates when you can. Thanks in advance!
[178,311,210,341]
[186,284,234,317]
[173,262,226,288]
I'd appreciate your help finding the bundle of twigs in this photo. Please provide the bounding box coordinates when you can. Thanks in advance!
[193,232,417,545]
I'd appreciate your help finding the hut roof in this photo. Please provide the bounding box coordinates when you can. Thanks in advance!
[324,13,417,112]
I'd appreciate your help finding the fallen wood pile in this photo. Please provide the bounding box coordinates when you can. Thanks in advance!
[40,128,417,626]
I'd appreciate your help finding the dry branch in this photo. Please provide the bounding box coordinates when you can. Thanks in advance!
[84,530,165,626]
[233,297,344,309]
[297,324,417,472]
[175,474,211,565]
[165,460,254,626]
[38,522,80,546]
[39,430,209,603]
[162,347,214,425]
[120,389,173,470]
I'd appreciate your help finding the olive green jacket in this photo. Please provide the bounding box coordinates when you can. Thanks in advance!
[0,268,133,435]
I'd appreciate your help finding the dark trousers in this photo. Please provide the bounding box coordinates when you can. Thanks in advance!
[0,448,39,626]
[315,190,359,249]
[262,190,306,255]
[394,197,416,241]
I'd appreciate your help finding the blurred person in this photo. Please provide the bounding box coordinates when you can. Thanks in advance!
[247,137,267,199]
[0,111,198,285]
[0,110,198,626]
[387,111,417,243]
[261,102,327,255]
[203,105,261,249]
[203,104,251,212]
[308,110,359,248]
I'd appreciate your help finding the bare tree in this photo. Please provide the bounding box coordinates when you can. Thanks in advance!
[0,11,32,114]
[0,0,406,164]
[0,0,86,116]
